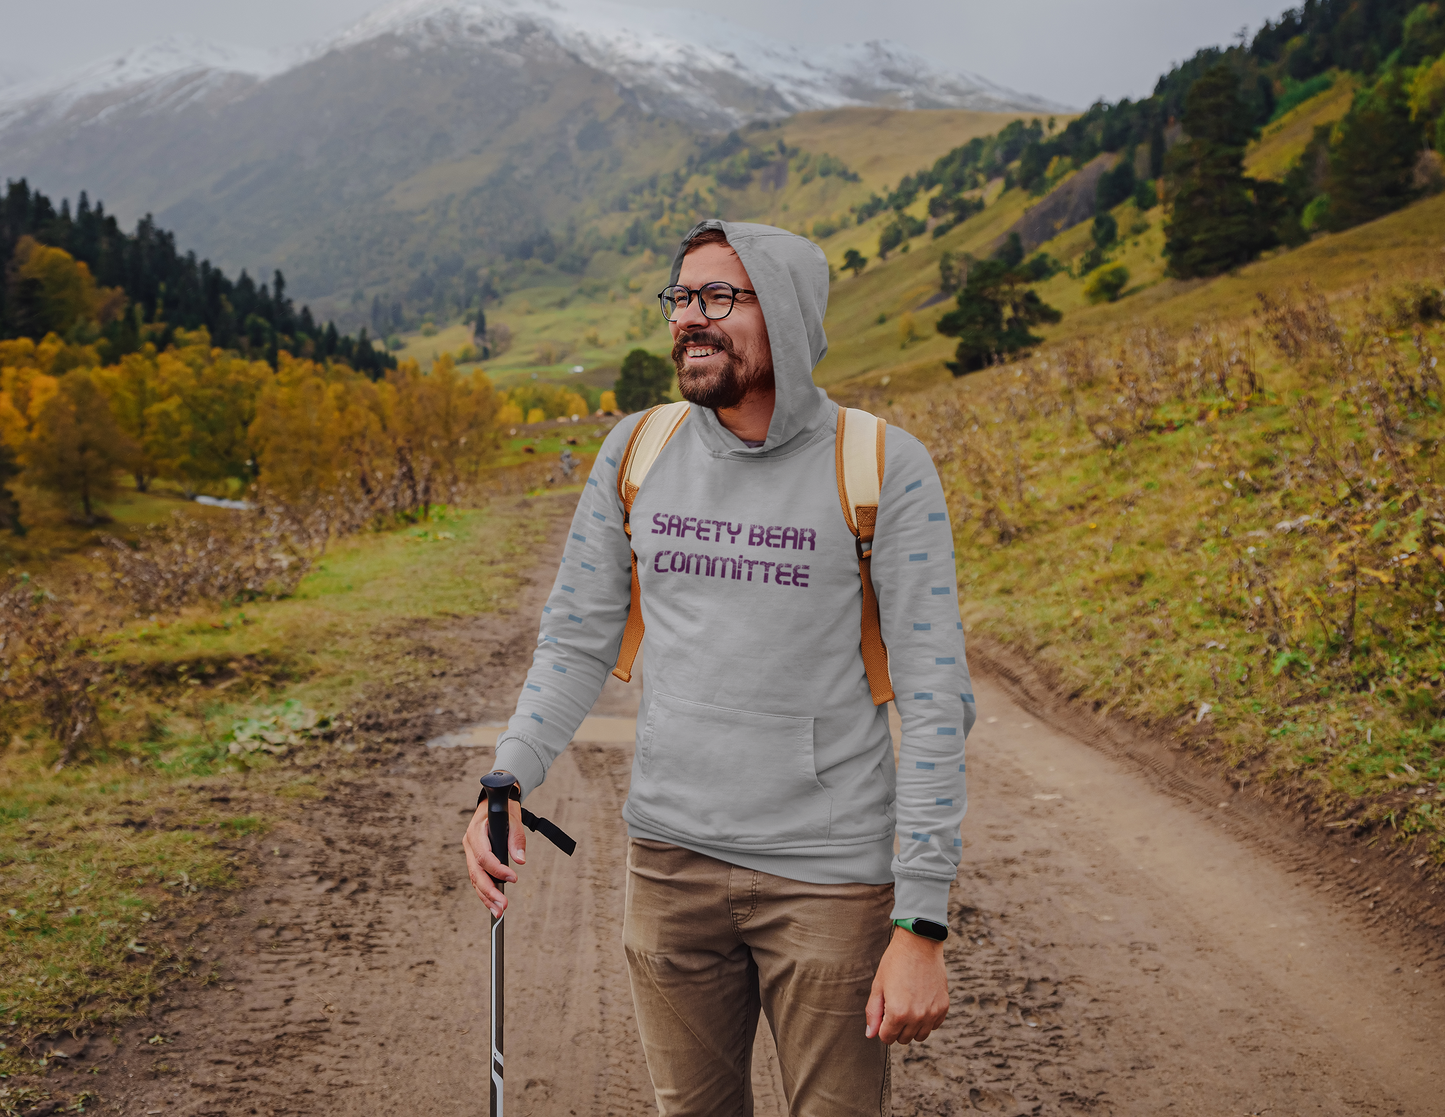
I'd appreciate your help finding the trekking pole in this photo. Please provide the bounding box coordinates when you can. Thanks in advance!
[481,771,514,1117]
[478,772,577,1116]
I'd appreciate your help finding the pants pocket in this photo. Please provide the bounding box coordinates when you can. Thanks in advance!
[630,691,830,846]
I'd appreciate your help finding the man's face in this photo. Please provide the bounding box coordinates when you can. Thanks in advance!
[668,241,773,411]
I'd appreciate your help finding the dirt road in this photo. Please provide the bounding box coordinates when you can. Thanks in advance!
[67,517,1444,1116]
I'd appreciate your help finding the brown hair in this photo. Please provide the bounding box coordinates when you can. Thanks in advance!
[685,228,730,251]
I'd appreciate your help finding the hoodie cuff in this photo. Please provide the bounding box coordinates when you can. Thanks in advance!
[889,874,951,925]
[492,733,548,799]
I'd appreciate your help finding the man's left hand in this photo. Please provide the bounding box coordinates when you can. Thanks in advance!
[865,927,949,1044]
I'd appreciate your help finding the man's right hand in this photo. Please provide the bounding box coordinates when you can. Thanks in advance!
[462,779,526,917]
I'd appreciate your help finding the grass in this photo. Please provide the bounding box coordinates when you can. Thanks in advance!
[1245,72,1357,183]
[0,493,564,1069]
[865,281,1445,871]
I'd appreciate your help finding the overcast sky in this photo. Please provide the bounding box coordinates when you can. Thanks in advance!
[0,0,1296,107]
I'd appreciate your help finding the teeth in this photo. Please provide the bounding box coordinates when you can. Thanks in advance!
[687,346,718,357]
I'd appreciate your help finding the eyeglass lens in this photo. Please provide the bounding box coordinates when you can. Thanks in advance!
[661,283,739,321]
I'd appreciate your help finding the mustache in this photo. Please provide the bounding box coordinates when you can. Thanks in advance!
[671,328,737,368]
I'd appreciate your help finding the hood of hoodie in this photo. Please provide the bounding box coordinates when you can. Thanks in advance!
[669,220,832,456]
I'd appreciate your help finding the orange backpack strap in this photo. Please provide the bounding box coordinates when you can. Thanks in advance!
[836,407,894,705]
[611,401,691,682]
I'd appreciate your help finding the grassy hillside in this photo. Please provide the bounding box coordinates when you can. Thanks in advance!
[389,106,1061,390]
[1245,72,1358,182]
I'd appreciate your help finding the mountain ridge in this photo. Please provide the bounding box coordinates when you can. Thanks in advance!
[0,0,1063,318]
[0,0,1066,133]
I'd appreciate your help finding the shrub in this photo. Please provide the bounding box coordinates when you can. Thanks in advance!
[487,323,513,357]
[1084,263,1131,304]
[97,511,312,613]
[0,578,105,765]
[615,349,674,412]
[1093,212,1119,249]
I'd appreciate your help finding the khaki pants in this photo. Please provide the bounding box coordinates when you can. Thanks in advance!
[623,839,893,1117]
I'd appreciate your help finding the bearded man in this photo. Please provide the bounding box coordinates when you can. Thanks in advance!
[464,220,974,1116]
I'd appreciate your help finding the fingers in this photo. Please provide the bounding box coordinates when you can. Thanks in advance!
[508,796,526,865]
[877,1004,943,1045]
[461,803,516,918]
[864,982,885,1040]
[463,833,508,916]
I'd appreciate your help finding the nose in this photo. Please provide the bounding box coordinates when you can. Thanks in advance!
[671,291,710,332]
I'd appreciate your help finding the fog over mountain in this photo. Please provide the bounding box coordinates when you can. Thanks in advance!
[0,0,1064,311]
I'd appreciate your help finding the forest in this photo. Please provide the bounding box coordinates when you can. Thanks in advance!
[1,181,393,377]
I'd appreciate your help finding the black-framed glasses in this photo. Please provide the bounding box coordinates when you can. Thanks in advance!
[657,282,757,322]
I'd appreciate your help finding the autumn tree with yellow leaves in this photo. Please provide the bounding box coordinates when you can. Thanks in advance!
[1,330,505,531]
[23,367,136,523]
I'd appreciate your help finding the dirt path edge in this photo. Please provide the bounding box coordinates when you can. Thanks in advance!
[967,634,1445,946]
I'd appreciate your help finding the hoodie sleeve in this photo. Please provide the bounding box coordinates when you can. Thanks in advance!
[491,416,641,798]
[871,427,975,925]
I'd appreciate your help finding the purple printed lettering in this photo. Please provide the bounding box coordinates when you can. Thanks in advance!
[681,516,698,539]
[695,520,712,542]
[799,529,817,551]
[651,513,667,534]
[743,558,760,581]
[654,550,671,572]
[718,556,739,580]
[691,553,714,576]
[776,563,792,586]
[759,560,776,583]
[781,526,799,549]
[670,551,689,573]
[726,522,743,544]
[765,526,782,548]
[793,564,810,587]
[748,524,765,547]
[666,514,683,537]
[711,519,729,542]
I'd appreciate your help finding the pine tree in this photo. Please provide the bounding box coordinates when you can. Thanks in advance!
[1163,63,1277,278]
[474,308,490,359]
[935,259,1061,376]
[1328,68,1422,230]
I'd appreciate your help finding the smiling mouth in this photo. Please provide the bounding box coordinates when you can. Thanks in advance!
[685,344,722,359]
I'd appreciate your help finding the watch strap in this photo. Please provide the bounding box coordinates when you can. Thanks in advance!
[893,917,948,941]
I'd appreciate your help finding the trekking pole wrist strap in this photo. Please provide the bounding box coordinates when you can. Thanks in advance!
[476,773,578,857]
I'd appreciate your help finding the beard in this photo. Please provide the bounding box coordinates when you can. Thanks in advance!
[672,328,774,411]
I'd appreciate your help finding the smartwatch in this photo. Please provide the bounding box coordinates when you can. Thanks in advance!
[893,917,948,941]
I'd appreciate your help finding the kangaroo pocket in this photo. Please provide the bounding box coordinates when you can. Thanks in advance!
[629,691,831,847]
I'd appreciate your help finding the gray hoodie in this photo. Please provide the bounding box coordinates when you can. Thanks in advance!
[493,220,974,923]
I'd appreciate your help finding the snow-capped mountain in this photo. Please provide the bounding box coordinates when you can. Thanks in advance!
[321,0,1064,124]
[0,36,292,133]
[0,0,1063,313]
[0,0,1062,134]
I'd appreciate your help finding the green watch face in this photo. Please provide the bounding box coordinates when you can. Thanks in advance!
[895,917,948,941]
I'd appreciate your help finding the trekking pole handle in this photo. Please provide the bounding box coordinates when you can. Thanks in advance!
[481,771,517,885]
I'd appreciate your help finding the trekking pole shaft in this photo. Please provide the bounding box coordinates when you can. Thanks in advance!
[482,774,513,1116]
